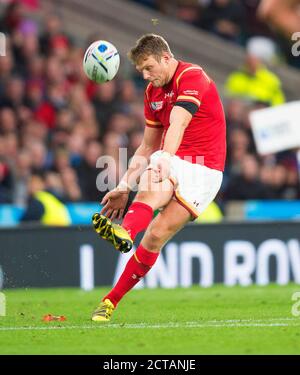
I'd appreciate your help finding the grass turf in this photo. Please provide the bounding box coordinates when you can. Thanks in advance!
[0,284,300,354]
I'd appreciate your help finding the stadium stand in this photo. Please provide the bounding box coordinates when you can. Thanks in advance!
[0,0,299,226]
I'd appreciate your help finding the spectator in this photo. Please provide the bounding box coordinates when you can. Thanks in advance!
[20,172,71,225]
[225,38,285,106]
[176,0,200,25]
[226,127,254,178]
[3,132,18,160]
[60,167,82,202]
[242,0,274,40]
[0,107,17,133]
[75,140,109,202]
[12,148,32,206]
[0,157,14,203]
[39,14,71,57]
[258,0,300,69]
[225,154,271,200]
[198,0,245,43]
[0,51,14,99]
[92,81,120,135]
[225,99,249,128]
[119,79,140,114]
[1,1,24,34]
[26,140,48,171]
[1,75,26,109]
[13,23,40,74]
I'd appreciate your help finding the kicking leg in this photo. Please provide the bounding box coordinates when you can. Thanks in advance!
[140,198,191,252]
[92,200,191,322]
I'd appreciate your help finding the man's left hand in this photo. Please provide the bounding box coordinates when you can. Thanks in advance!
[151,152,172,183]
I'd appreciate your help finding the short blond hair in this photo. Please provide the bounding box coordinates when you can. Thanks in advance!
[127,34,173,64]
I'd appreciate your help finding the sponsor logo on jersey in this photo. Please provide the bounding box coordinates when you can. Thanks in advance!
[151,101,163,111]
[164,91,174,99]
[183,90,199,96]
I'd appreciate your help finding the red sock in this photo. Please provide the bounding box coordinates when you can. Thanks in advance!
[122,202,153,241]
[103,244,159,307]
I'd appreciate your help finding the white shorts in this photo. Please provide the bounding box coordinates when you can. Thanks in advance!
[149,151,223,219]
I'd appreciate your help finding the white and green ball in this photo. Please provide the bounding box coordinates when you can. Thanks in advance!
[83,40,120,83]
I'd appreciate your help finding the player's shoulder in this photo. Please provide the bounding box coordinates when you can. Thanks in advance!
[175,61,211,87]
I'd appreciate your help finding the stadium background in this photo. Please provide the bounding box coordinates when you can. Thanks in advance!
[0,0,300,355]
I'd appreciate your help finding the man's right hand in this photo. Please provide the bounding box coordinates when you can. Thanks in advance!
[100,188,129,220]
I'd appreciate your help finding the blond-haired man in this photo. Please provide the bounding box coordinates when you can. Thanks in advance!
[91,34,226,322]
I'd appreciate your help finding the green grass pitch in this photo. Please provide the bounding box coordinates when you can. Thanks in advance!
[0,284,300,354]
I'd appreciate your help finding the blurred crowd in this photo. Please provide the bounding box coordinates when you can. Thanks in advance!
[223,99,300,202]
[133,0,300,69]
[132,0,300,204]
[0,0,299,220]
[0,1,146,211]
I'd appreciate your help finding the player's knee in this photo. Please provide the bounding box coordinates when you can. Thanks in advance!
[138,170,158,193]
[135,190,162,210]
[136,190,150,200]
[135,190,154,204]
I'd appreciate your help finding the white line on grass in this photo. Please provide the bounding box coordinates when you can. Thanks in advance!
[0,317,300,331]
[206,317,298,323]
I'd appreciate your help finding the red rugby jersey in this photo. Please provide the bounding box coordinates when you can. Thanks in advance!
[144,61,226,171]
